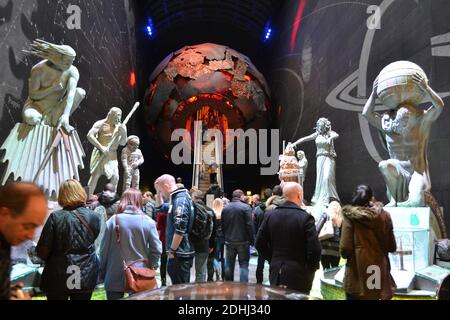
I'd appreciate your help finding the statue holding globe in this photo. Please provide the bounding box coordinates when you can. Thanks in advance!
[363,61,444,207]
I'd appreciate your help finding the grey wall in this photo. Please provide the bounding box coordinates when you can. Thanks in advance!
[0,0,137,189]
[270,0,450,229]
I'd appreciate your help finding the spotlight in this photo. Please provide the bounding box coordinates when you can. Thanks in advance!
[262,21,273,43]
[145,17,155,38]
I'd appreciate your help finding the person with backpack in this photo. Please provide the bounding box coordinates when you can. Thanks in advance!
[190,190,214,283]
[221,189,254,282]
[154,174,195,285]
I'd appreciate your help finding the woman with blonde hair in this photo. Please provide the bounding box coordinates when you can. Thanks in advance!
[37,179,101,300]
[210,198,225,281]
[99,188,162,300]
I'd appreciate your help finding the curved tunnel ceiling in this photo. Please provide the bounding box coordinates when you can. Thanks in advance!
[143,0,282,37]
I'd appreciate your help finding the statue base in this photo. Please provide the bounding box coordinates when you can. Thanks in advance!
[0,123,85,199]
[320,205,450,299]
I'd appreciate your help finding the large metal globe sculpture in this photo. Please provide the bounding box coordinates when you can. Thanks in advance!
[143,43,271,155]
[376,61,428,109]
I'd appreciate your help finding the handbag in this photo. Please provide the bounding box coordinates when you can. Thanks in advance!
[115,213,157,293]
[319,216,335,241]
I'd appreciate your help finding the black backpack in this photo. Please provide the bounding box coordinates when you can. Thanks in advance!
[190,201,214,240]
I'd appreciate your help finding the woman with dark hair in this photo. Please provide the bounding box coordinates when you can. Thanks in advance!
[99,188,162,300]
[340,185,397,300]
[37,179,100,300]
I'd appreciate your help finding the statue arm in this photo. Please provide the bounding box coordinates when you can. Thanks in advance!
[292,132,318,148]
[423,85,444,123]
[136,150,144,166]
[56,68,80,131]
[330,131,339,140]
[121,148,129,169]
[118,125,128,146]
[362,91,383,131]
[413,72,444,122]
[87,121,106,152]
[61,72,79,117]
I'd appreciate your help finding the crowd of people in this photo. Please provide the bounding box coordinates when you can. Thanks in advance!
[0,174,398,300]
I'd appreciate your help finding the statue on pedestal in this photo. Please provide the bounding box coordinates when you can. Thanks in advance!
[297,150,308,187]
[288,118,339,207]
[362,61,444,207]
[121,135,144,190]
[0,40,85,198]
[87,108,127,195]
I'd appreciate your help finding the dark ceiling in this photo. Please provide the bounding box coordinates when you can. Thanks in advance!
[143,0,283,37]
[132,0,287,113]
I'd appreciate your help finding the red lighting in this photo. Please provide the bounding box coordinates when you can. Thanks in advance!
[290,0,307,52]
[130,72,136,87]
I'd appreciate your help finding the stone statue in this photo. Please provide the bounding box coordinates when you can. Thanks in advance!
[288,118,340,207]
[278,143,301,184]
[0,40,85,198]
[297,150,308,187]
[22,40,85,132]
[363,61,444,207]
[87,108,127,195]
[121,135,144,190]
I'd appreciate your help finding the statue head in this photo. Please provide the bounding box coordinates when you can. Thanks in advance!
[297,150,305,160]
[127,135,140,151]
[25,39,76,71]
[107,107,122,125]
[316,118,331,134]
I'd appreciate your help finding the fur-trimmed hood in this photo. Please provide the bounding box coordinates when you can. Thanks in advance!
[342,202,385,229]
[265,195,285,210]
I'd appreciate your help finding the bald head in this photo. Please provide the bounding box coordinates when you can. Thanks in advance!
[154,174,177,199]
[283,182,303,207]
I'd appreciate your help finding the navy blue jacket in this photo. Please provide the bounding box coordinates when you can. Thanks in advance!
[165,188,195,258]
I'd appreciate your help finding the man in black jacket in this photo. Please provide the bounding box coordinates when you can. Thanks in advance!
[255,182,321,294]
[0,182,47,300]
[221,189,254,282]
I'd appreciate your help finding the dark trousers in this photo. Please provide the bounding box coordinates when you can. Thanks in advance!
[224,242,250,282]
[167,256,193,285]
[106,291,125,300]
[321,255,340,270]
[207,251,215,281]
[46,290,93,300]
[213,238,225,281]
[256,255,267,284]
[346,293,360,300]
[160,252,168,286]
